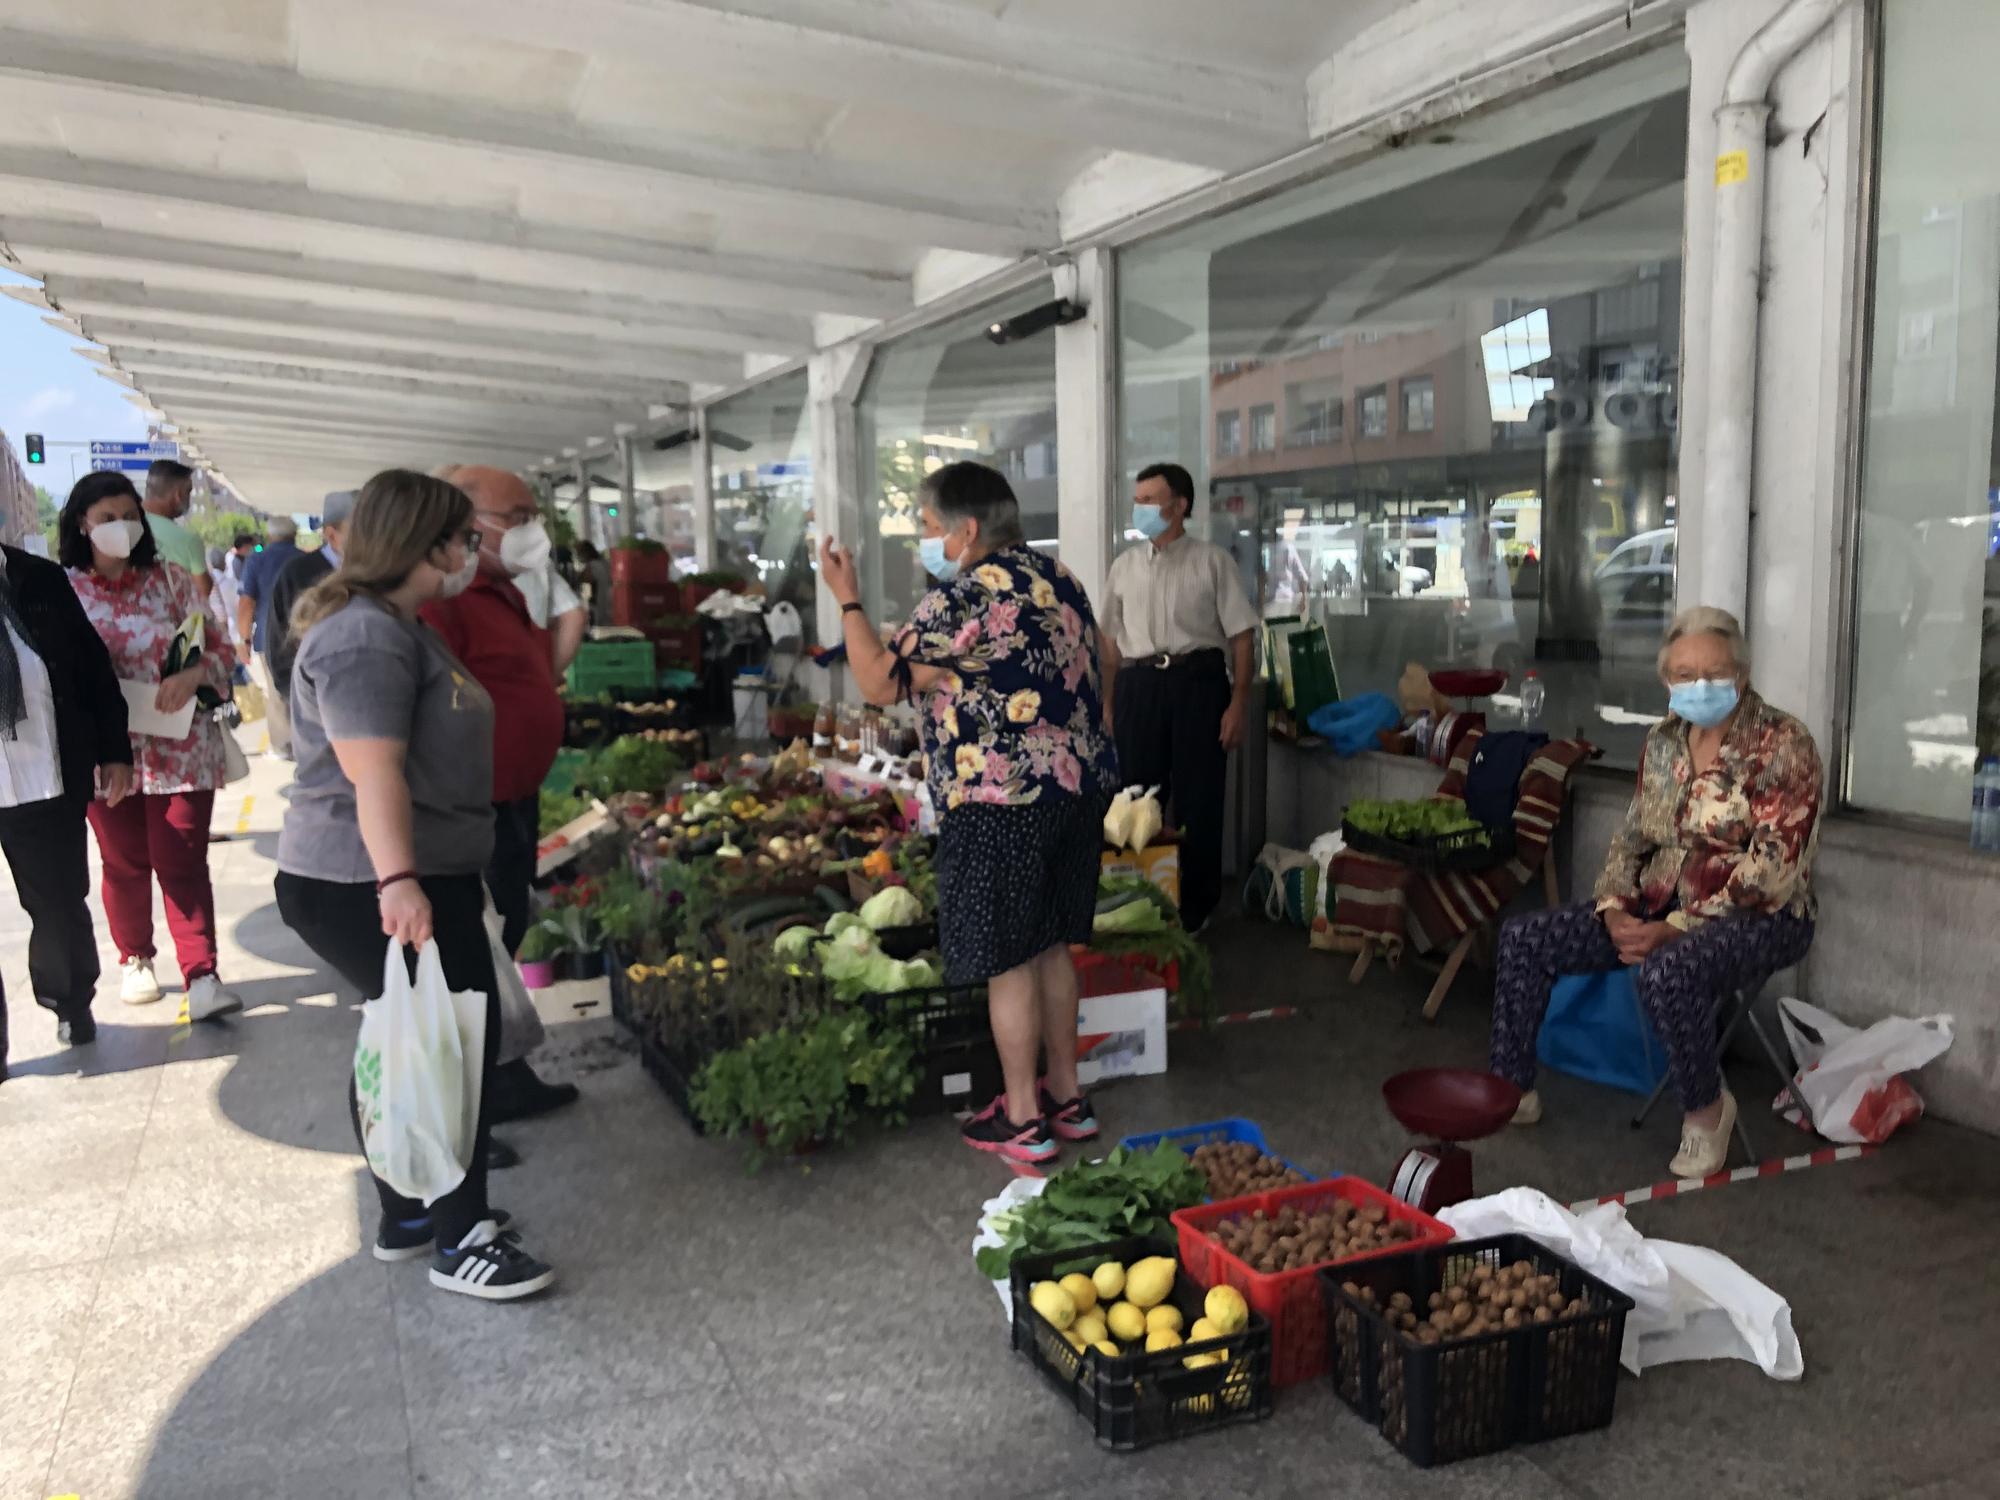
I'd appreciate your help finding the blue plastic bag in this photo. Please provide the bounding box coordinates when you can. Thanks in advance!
[1305,691,1401,757]
[1535,967,1669,1097]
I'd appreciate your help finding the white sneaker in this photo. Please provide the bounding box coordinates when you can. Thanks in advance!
[120,957,163,1005]
[1510,1088,1543,1126]
[1669,1089,1738,1179]
[186,974,244,1022]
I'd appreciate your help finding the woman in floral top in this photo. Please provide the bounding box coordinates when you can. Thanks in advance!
[821,461,1117,1164]
[1488,607,1820,1179]
[62,473,243,1022]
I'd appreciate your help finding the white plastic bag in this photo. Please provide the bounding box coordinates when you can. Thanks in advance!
[971,1176,1048,1319]
[352,940,488,1205]
[1440,1187,1802,1379]
[485,895,547,1068]
[1775,997,1954,1145]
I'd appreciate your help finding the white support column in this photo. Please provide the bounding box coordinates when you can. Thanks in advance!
[616,434,637,541]
[572,455,593,549]
[1055,249,1115,602]
[809,341,874,702]
[690,417,715,571]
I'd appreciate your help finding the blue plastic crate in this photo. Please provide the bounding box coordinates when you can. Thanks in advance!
[1118,1118,1326,1188]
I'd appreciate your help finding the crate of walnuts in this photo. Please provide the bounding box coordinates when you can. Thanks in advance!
[1171,1178,1452,1388]
[1318,1233,1635,1467]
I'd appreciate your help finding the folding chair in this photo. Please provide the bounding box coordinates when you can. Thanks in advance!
[1630,984,1815,1162]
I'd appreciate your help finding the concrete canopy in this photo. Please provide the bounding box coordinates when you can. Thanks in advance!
[0,0,1379,510]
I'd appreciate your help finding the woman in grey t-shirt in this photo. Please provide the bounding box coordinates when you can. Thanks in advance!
[274,469,554,1302]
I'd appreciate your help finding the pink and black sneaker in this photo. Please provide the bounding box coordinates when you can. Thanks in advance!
[1037,1082,1100,1142]
[960,1097,1058,1163]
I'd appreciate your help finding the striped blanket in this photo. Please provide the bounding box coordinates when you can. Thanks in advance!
[1322,732,1596,963]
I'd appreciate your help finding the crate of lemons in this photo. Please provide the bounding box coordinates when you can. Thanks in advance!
[1027,1254,1255,1410]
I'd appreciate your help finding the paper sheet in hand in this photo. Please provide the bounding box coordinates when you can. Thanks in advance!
[120,679,196,739]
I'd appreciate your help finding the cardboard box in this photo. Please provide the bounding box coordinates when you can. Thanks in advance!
[1075,987,1168,1087]
[535,802,616,878]
[528,976,610,1026]
[1100,841,1182,908]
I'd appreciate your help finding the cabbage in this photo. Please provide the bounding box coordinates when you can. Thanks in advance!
[823,911,870,941]
[858,885,924,931]
[1094,899,1167,933]
[772,924,818,961]
[816,921,940,1000]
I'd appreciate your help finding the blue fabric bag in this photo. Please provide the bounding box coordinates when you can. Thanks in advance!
[1536,967,1670,1096]
[1305,691,1402,757]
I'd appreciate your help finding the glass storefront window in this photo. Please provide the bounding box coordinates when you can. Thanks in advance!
[1116,54,1689,765]
[631,441,694,565]
[708,369,815,642]
[1846,0,2000,826]
[854,292,1058,624]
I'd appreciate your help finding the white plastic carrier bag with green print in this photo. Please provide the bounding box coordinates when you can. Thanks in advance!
[352,939,488,1204]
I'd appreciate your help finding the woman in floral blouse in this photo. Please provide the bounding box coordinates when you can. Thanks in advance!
[1488,606,1821,1178]
[62,473,243,1022]
[821,461,1118,1163]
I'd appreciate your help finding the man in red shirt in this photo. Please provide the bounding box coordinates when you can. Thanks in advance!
[423,465,576,1123]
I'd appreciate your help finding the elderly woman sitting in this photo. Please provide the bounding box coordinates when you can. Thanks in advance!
[1489,607,1822,1177]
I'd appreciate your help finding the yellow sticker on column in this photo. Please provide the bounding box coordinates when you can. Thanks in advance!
[1715,150,1750,186]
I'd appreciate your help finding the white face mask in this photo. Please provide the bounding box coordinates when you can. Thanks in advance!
[437,550,479,599]
[497,519,552,576]
[89,519,146,559]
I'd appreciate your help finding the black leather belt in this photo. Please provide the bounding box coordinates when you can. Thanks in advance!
[1129,648,1225,672]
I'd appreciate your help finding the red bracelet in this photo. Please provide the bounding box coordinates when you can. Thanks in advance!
[376,870,419,894]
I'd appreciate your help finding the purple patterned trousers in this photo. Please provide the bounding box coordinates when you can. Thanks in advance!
[1488,901,1815,1112]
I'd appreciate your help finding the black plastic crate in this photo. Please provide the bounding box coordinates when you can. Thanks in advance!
[1009,1234,1274,1450]
[1319,1233,1634,1467]
[1341,819,1514,874]
[605,942,633,1028]
[636,1027,707,1135]
[859,981,997,1116]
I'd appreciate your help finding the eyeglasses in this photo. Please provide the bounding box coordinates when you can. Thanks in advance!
[476,508,540,528]
[439,525,481,550]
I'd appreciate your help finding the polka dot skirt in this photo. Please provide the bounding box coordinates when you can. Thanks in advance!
[935,794,1105,984]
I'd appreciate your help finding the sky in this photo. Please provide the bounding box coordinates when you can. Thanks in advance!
[0,266,151,500]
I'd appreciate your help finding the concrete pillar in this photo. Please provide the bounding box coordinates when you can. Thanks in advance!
[809,342,873,699]
[690,417,715,571]
[617,435,637,542]
[1055,248,1116,603]
[572,456,593,549]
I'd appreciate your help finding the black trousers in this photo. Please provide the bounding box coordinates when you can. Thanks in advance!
[1113,660,1231,930]
[484,796,539,957]
[0,794,99,1052]
[275,871,499,1247]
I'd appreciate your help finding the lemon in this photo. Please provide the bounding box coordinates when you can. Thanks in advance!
[1093,1339,1121,1358]
[1145,1327,1183,1353]
[1058,1272,1098,1315]
[1105,1300,1147,1342]
[1070,1312,1108,1346]
[1091,1261,1125,1300]
[1183,1350,1226,1371]
[1124,1257,1176,1311]
[1204,1285,1250,1336]
[1145,1305,1184,1335]
[1061,1328,1088,1352]
[1029,1280,1077,1331]
[1187,1316,1223,1344]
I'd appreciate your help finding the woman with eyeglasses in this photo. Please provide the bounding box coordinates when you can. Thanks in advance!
[275,469,554,1301]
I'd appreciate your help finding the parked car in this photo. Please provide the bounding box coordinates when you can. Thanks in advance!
[1597,526,1676,580]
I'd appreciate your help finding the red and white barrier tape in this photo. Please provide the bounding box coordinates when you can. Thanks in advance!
[1169,1005,1300,1033]
[1570,1143,1874,1214]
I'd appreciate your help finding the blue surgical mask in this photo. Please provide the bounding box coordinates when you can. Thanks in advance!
[918,534,959,582]
[1132,503,1168,539]
[1668,677,1740,728]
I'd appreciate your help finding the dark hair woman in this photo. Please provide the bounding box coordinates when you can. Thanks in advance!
[275,468,554,1300]
[819,461,1119,1164]
[62,471,243,1023]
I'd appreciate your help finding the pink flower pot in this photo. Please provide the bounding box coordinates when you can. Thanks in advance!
[520,959,559,990]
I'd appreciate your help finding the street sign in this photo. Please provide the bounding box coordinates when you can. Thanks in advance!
[89,458,158,472]
[90,440,179,458]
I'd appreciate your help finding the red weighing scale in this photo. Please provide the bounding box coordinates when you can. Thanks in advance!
[1383,1067,1523,1213]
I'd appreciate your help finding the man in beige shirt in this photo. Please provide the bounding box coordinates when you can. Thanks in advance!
[1100,462,1258,931]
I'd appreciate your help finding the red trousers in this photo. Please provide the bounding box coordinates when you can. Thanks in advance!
[85,790,219,983]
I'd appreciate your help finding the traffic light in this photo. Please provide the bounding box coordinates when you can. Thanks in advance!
[607,504,619,519]
[24,433,45,464]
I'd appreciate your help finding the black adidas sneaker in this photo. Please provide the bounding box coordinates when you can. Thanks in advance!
[374,1208,512,1264]
[429,1221,554,1301]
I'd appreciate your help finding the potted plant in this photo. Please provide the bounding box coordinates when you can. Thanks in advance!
[517,924,564,990]
[608,534,671,586]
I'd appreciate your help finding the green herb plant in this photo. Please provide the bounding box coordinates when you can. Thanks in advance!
[973,1143,1208,1280]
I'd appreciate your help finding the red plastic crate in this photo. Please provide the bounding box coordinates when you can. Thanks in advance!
[1171,1179,1453,1389]
[1072,946,1179,998]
